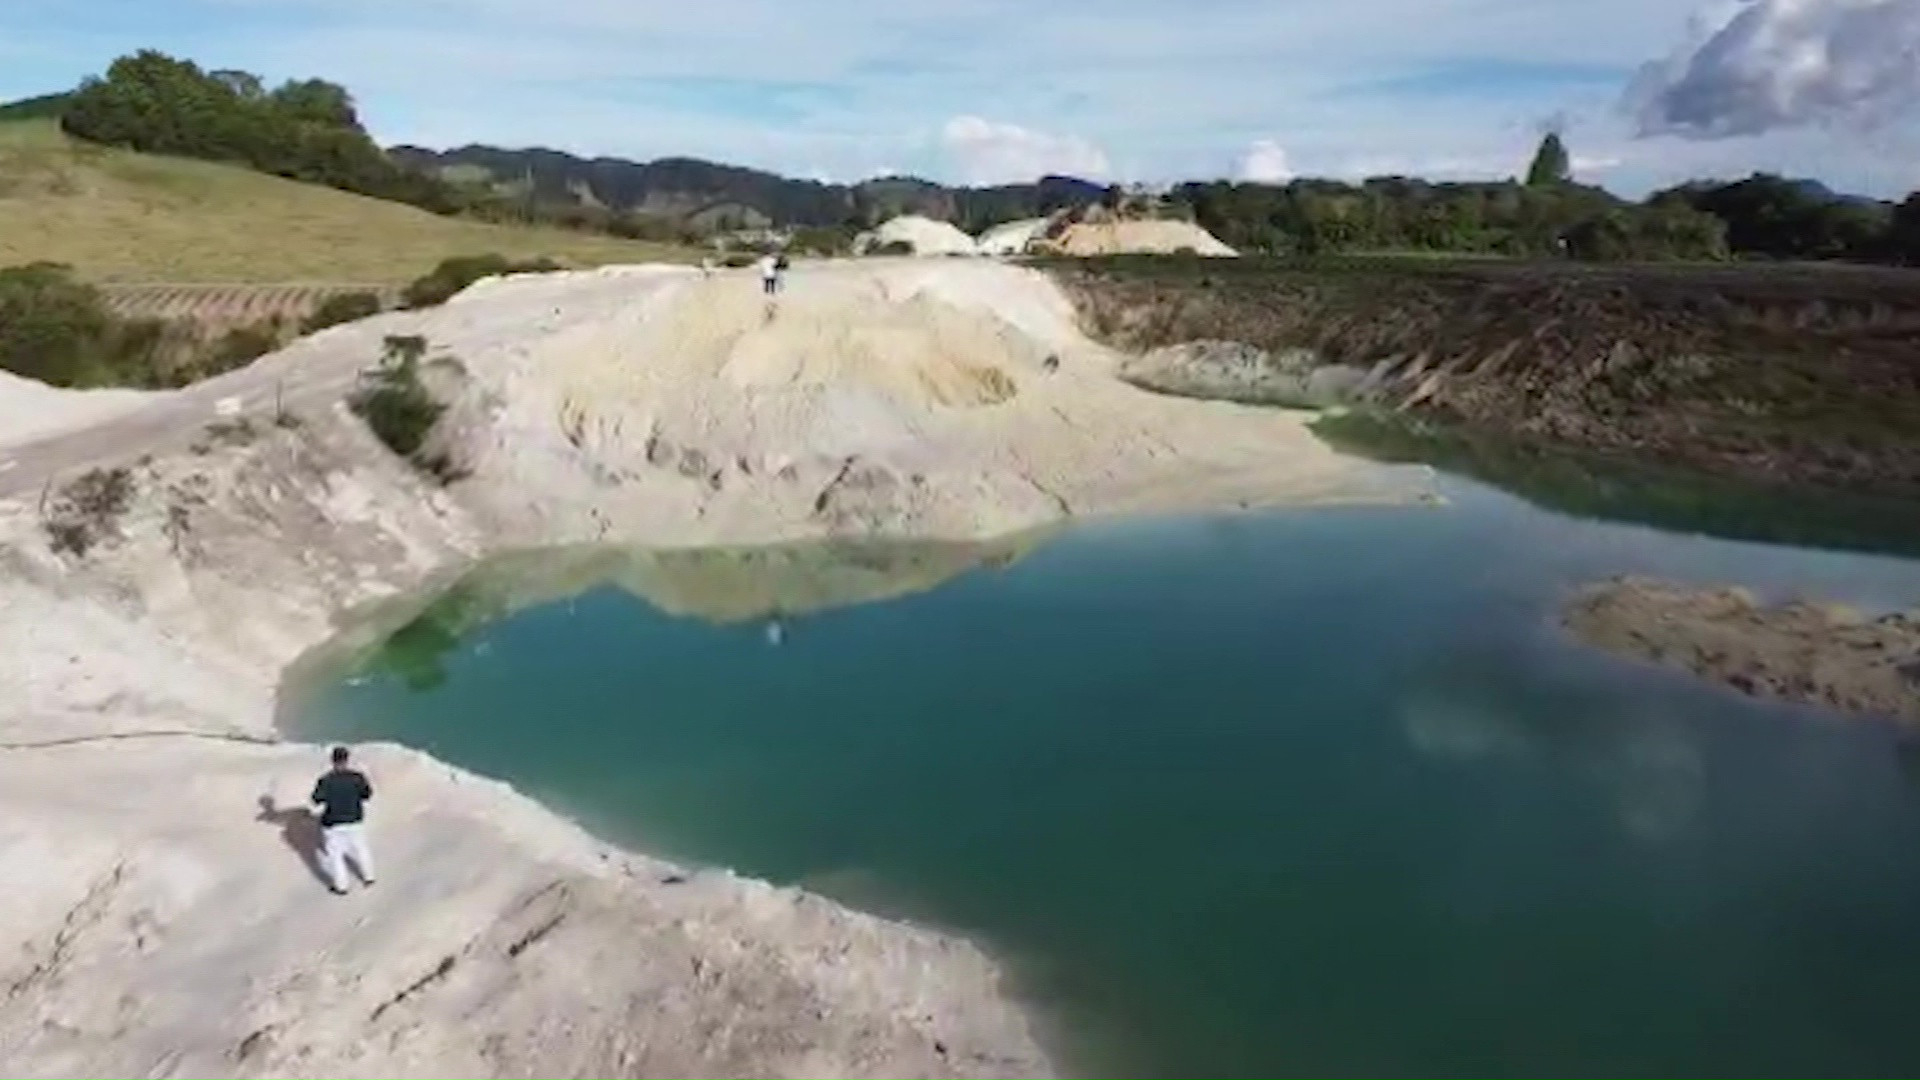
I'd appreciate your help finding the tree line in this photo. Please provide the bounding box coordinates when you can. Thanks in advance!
[59,51,468,213]
[35,52,1920,265]
[1176,135,1920,264]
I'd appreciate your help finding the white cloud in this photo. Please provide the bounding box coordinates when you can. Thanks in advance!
[7,0,1918,197]
[1324,151,1523,181]
[938,115,1111,185]
[1628,0,1920,139]
[1235,139,1294,182]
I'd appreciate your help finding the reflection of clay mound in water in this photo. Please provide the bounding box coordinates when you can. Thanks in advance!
[615,534,1048,623]
[383,530,1056,647]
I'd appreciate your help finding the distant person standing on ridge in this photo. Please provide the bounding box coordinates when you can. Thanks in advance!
[757,252,782,296]
[311,746,375,895]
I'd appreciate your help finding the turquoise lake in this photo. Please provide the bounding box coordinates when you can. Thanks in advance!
[299,470,1920,1077]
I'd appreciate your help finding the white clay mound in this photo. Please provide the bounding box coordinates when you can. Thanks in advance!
[1049,220,1237,256]
[857,215,980,256]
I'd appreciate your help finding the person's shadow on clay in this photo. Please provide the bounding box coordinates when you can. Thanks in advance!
[256,795,331,889]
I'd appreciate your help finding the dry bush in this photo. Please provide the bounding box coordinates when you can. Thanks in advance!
[43,466,136,556]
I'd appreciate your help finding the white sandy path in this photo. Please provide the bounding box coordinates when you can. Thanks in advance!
[0,372,154,457]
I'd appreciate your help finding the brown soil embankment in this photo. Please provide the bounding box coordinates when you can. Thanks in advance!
[1053,258,1920,497]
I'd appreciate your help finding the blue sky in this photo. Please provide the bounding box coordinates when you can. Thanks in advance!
[3,0,1917,196]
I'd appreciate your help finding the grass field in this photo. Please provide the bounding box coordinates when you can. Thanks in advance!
[0,120,697,283]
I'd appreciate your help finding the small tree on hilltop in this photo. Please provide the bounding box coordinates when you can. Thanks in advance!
[1525,132,1572,188]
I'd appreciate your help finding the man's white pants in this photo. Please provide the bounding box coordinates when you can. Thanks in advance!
[321,822,374,890]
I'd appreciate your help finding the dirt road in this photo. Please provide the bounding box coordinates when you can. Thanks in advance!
[0,311,414,501]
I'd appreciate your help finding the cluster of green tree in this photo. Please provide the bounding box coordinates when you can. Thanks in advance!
[463,200,708,244]
[784,225,861,256]
[1175,138,1726,261]
[1178,136,1920,265]
[398,254,564,309]
[303,291,384,333]
[1648,175,1918,263]
[953,176,1108,233]
[58,51,468,213]
[0,262,285,388]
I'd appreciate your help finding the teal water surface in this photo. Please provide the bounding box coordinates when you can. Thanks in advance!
[300,477,1920,1077]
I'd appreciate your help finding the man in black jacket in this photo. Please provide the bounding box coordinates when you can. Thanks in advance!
[311,746,375,895]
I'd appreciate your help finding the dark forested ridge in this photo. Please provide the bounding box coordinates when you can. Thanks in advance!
[11,49,1920,265]
[389,143,1107,232]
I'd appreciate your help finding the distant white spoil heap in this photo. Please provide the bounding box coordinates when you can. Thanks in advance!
[855,215,980,257]
[1047,219,1237,256]
[976,218,1050,257]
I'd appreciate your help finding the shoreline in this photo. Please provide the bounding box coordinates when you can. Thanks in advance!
[0,260,1424,1077]
[0,415,1069,1077]
[1055,258,1920,499]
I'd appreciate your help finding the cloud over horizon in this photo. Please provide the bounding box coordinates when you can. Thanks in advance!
[939,116,1112,186]
[2,0,1917,196]
[1235,140,1295,183]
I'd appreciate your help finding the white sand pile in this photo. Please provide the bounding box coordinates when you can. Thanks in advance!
[1048,220,1237,256]
[976,218,1049,257]
[857,215,980,257]
[0,371,153,451]
[392,259,1405,546]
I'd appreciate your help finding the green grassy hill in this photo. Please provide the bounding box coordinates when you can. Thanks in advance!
[0,92,73,122]
[0,120,697,283]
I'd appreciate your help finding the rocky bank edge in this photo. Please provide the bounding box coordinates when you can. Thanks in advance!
[0,259,1422,1077]
[1061,260,1920,497]
[1564,577,1920,726]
